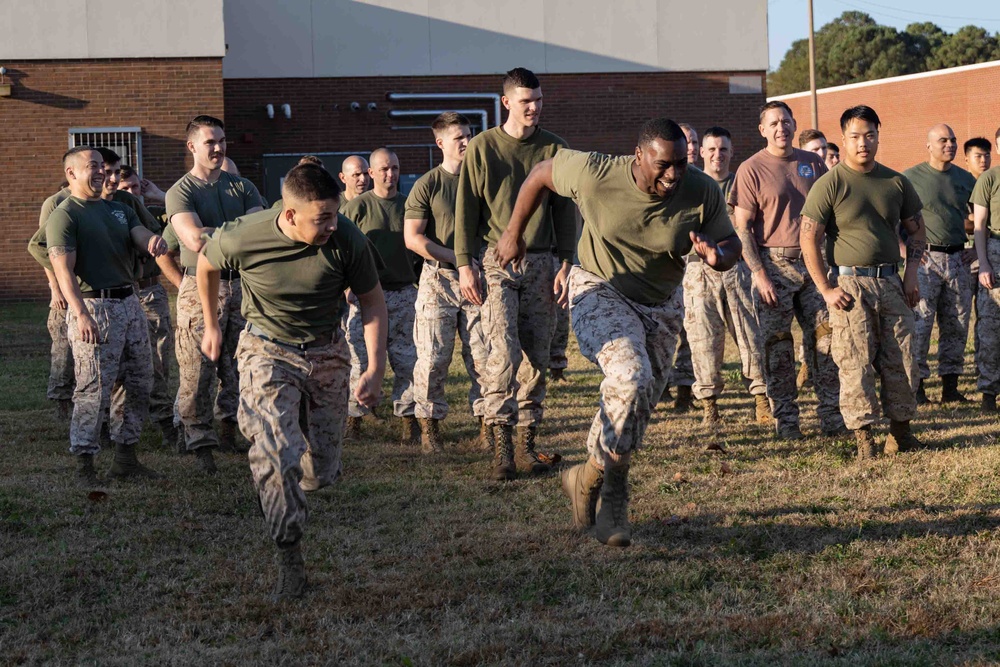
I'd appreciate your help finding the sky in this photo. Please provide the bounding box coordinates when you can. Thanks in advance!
[767,0,1000,70]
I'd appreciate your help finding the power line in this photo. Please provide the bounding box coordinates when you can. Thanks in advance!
[828,0,977,31]
[838,0,1000,23]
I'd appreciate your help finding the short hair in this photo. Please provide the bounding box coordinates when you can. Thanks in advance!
[186,114,225,140]
[798,129,826,147]
[369,147,397,165]
[502,67,540,95]
[840,105,881,131]
[759,101,793,123]
[638,118,686,147]
[298,155,325,167]
[703,126,732,141]
[431,111,472,137]
[827,142,840,153]
[120,164,137,179]
[97,147,121,165]
[62,145,97,166]
[282,163,342,202]
[965,137,993,154]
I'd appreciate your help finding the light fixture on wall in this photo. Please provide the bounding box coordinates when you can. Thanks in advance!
[0,67,10,98]
[265,103,274,119]
[281,104,291,119]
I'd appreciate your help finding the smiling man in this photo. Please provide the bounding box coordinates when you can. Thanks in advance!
[904,124,976,404]
[496,118,740,547]
[801,105,925,458]
[198,162,387,601]
[165,115,264,472]
[454,67,576,480]
[730,101,845,441]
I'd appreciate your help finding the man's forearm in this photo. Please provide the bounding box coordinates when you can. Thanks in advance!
[507,163,552,245]
[800,218,831,291]
[49,250,87,317]
[404,222,456,264]
[156,253,184,288]
[196,254,221,330]
[358,287,388,376]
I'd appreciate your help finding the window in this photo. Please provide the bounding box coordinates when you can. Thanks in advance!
[68,127,143,175]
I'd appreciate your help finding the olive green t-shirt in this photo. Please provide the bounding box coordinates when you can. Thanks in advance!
[202,210,380,344]
[405,165,466,252]
[165,171,263,268]
[340,190,416,290]
[454,126,576,267]
[43,197,141,292]
[902,162,974,247]
[31,189,161,279]
[801,162,922,267]
[971,165,1000,232]
[551,150,735,305]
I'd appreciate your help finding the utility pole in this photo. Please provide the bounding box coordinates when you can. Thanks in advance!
[808,0,819,128]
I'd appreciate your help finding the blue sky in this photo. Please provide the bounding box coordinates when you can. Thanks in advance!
[768,0,1000,70]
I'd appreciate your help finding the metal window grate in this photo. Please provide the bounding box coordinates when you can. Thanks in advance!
[68,127,143,176]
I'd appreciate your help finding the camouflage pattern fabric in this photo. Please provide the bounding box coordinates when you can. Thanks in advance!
[138,283,175,424]
[976,238,1000,395]
[913,250,971,379]
[46,306,74,401]
[549,254,570,371]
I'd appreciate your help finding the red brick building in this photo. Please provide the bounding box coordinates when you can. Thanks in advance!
[773,60,1000,173]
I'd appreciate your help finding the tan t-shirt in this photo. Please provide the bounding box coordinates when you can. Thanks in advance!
[729,148,827,248]
[551,150,734,305]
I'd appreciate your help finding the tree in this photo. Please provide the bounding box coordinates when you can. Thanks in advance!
[768,12,1000,96]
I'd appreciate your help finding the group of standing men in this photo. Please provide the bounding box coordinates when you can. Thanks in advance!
[28,63,1000,600]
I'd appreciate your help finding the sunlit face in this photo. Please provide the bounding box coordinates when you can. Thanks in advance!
[188,125,226,172]
[966,148,991,178]
[803,137,827,161]
[503,86,543,128]
[437,124,472,163]
[682,127,700,166]
[842,118,879,168]
[700,135,732,178]
[285,198,340,245]
[368,152,399,195]
[118,173,142,196]
[101,160,121,199]
[927,126,957,165]
[635,137,688,198]
[760,108,796,152]
[339,158,370,199]
[66,150,105,198]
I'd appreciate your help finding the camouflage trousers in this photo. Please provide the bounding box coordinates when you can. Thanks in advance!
[830,275,917,429]
[46,306,74,401]
[976,238,1000,395]
[481,248,555,426]
[753,253,843,432]
[67,294,152,455]
[913,250,971,379]
[413,265,487,420]
[667,285,694,387]
[237,329,350,547]
[550,254,570,371]
[175,274,244,451]
[683,259,765,400]
[138,283,174,424]
[570,267,680,458]
[345,284,417,418]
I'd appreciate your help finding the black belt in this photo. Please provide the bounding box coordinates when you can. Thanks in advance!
[136,276,160,289]
[838,264,898,278]
[927,244,964,254]
[80,285,134,299]
[247,323,334,353]
[426,259,457,271]
[184,266,239,280]
[762,247,802,260]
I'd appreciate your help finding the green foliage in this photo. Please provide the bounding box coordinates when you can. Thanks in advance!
[769,11,1000,96]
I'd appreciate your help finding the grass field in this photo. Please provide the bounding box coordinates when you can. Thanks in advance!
[4,301,1000,665]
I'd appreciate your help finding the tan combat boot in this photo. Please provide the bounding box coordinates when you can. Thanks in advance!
[76,453,99,487]
[595,461,631,547]
[401,416,420,446]
[674,385,695,413]
[885,420,922,455]
[344,416,363,441]
[478,417,492,452]
[702,396,721,425]
[561,459,604,529]
[108,442,164,480]
[754,394,773,425]
[419,418,443,454]
[854,425,876,460]
[514,425,551,474]
[272,542,307,602]
[492,425,516,481]
[796,362,810,390]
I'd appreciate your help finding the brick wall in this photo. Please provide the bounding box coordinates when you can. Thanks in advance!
[223,71,766,197]
[777,62,1000,173]
[0,58,223,301]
